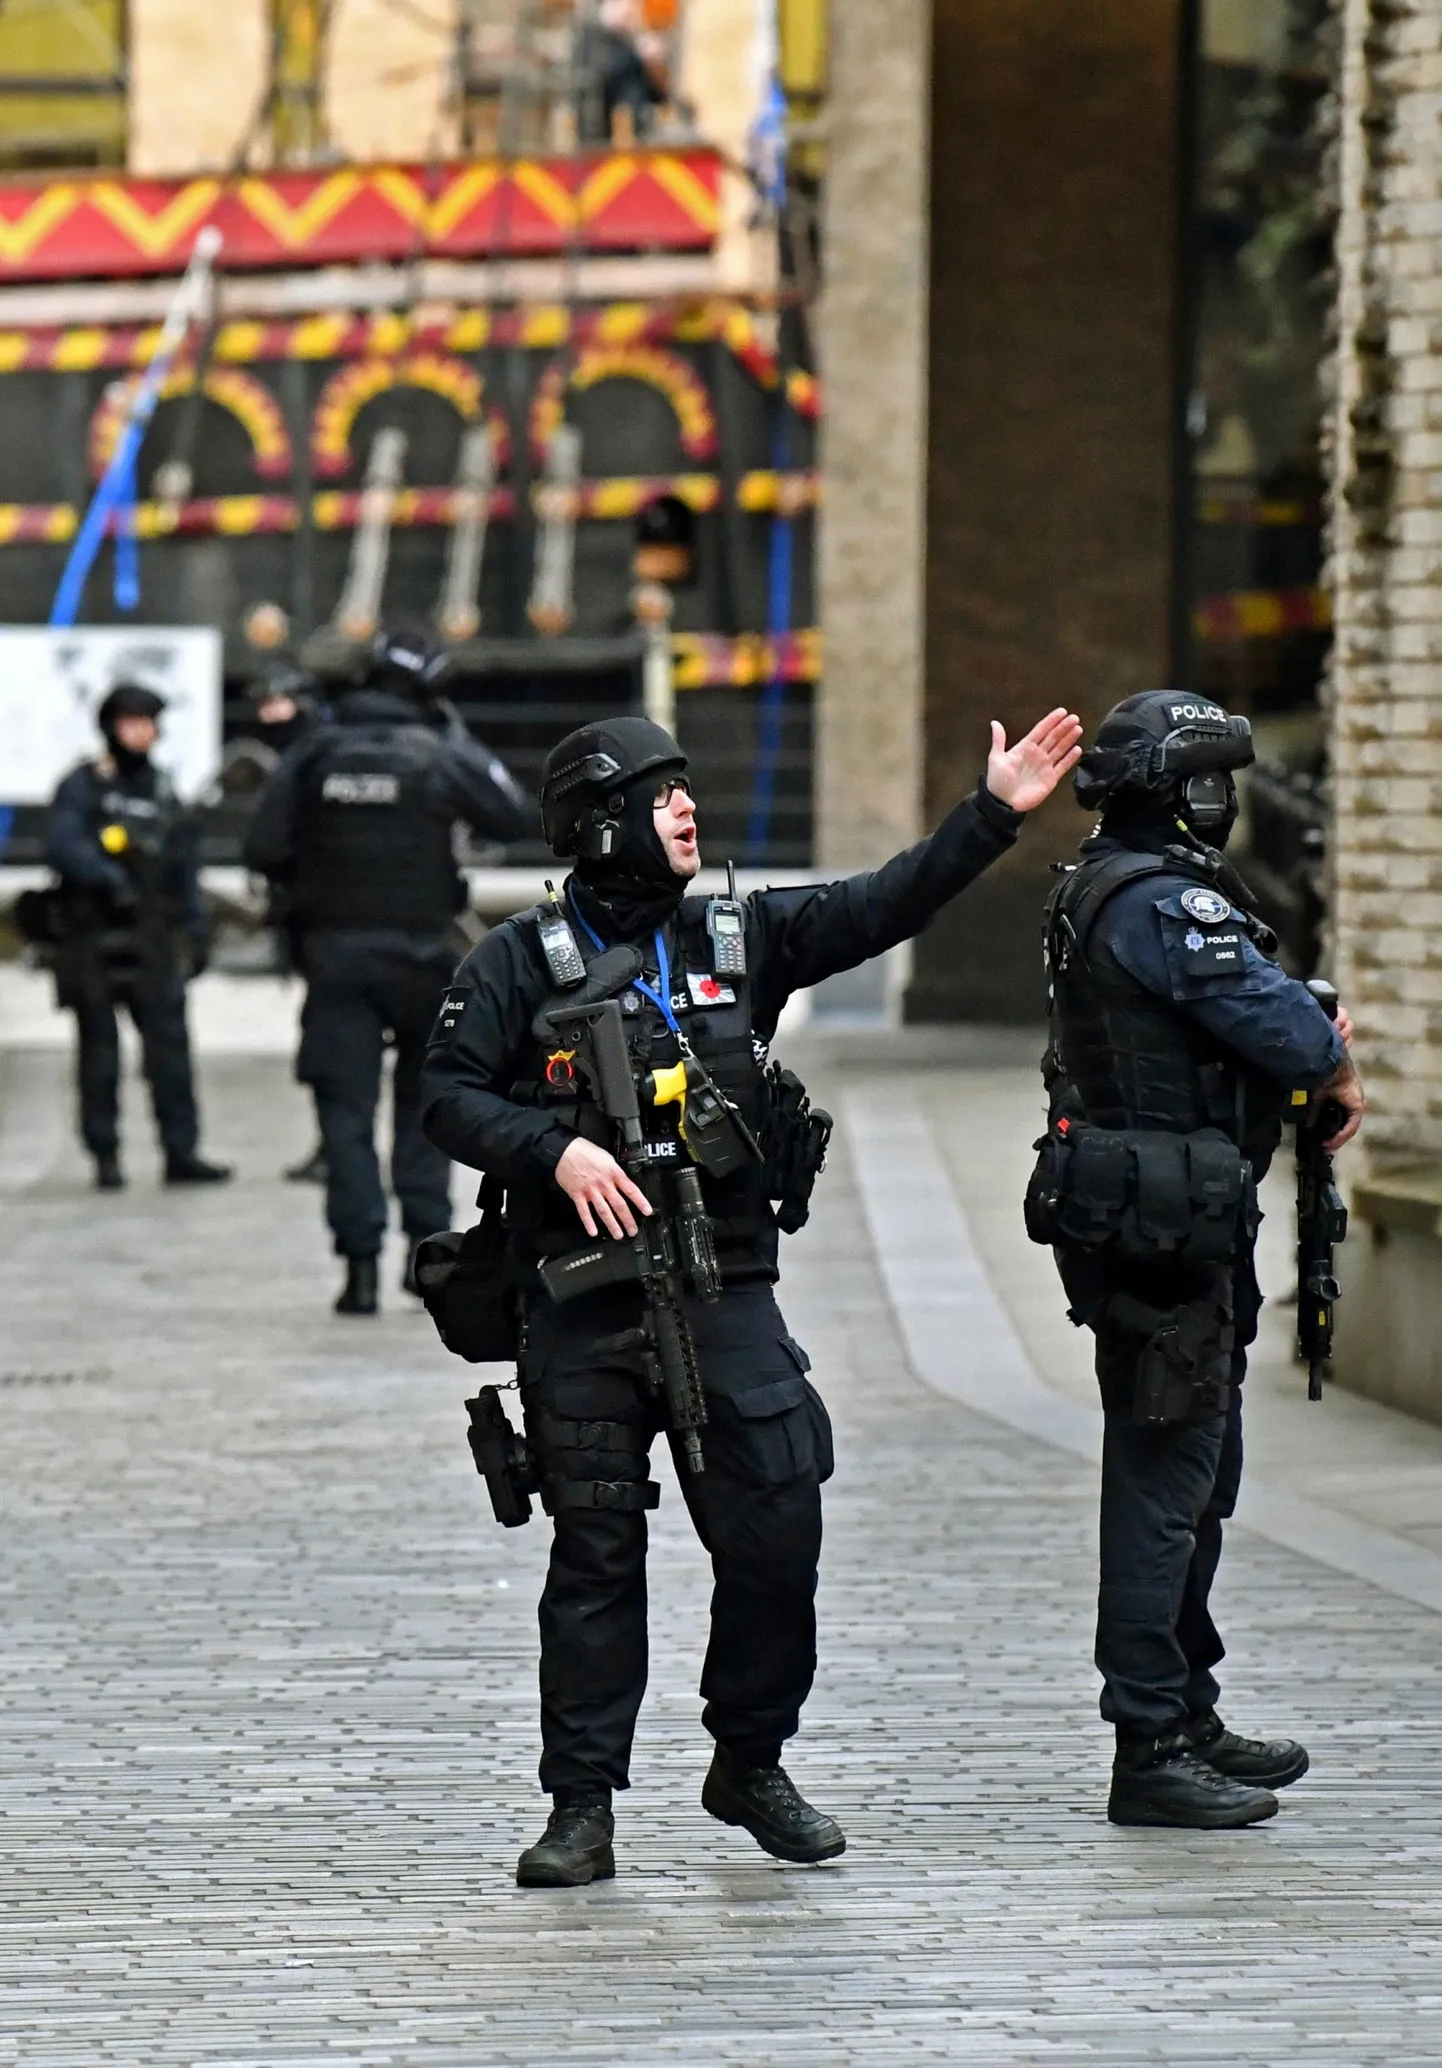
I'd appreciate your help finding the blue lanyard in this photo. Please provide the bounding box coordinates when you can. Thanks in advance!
[568,888,682,1036]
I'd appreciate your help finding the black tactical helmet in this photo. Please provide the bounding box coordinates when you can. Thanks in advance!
[540,715,687,859]
[97,682,165,738]
[1075,690,1254,823]
[366,626,448,697]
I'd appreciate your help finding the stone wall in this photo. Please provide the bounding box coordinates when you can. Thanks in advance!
[909,0,1182,1022]
[1325,0,1442,1416]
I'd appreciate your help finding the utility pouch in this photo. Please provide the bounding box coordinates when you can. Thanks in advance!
[464,1385,538,1527]
[414,1174,519,1363]
[1024,1120,1253,1266]
[761,1063,834,1235]
[660,1056,761,1179]
[13,885,64,953]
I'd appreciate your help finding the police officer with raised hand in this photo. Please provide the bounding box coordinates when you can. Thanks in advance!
[244,628,525,1316]
[44,684,230,1192]
[422,702,1082,1889]
[1033,691,1363,1830]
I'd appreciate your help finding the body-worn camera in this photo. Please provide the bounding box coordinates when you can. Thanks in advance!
[465,1386,538,1528]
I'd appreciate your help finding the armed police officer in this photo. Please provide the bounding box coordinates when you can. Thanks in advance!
[244,629,525,1315]
[422,703,1082,1888]
[1031,691,1363,1830]
[43,684,231,1191]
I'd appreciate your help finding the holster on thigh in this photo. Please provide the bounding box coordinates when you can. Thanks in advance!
[1103,1277,1234,1428]
[528,1410,661,1517]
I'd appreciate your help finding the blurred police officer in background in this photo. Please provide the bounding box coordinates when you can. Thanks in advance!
[1034,691,1364,1830]
[422,702,1082,1889]
[244,629,525,1316]
[43,684,231,1192]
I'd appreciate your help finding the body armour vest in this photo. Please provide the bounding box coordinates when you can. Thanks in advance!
[64,761,185,927]
[507,898,775,1275]
[1046,845,1284,1169]
[292,722,461,933]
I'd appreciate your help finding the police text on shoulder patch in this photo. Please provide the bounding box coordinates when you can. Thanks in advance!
[1180,886,1231,925]
[430,989,468,1043]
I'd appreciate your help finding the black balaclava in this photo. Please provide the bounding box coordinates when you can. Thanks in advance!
[571,769,689,942]
[97,684,164,780]
[541,716,690,943]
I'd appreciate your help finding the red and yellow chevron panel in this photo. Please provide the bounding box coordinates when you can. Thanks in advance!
[0,150,722,283]
[1194,586,1332,642]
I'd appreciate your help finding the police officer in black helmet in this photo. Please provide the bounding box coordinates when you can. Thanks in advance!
[1035,690,1364,1829]
[44,683,231,1191]
[244,628,525,1314]
[422,701,1082,1888]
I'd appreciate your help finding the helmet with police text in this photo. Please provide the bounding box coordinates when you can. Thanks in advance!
[97,682,165,742]
[1074,690,1254,837]
[365,625,448,699]
[540,716,687,860]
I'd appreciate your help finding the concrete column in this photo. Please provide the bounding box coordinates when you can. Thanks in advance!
[813,0,931,874]
[1326,0,1442,1417]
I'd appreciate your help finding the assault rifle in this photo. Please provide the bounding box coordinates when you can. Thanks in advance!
[1295,978,1349,1401]
[535,963,717,1476]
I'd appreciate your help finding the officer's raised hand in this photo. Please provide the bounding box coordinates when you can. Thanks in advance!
[556,1136,653,1239]
[985,707,1084,811]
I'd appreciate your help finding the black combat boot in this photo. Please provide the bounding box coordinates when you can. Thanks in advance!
[516,1795,615,1888]
[1187,1708,1309,1789]
[164,1150,233,1186]
[1109,1728,1279,1828]
[702,1746,846,1863]
[334,1257,379,1316]
[94,1156,124,1191]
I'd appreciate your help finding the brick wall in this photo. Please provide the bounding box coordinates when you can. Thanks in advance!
[1327,0,1442,1164]
[909,0,1181,1022]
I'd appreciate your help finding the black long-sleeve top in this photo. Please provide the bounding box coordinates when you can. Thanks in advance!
[422,781,1023,1190]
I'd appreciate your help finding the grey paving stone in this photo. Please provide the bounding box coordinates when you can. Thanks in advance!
[0,1047,1437,2065]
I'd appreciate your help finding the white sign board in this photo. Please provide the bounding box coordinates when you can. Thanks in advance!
[0,626,223,806]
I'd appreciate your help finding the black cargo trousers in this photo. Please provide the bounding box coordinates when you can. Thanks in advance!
[1090,1251,1261,1742]
[296,930,455,1260]
[521,1278,834,1798]
[65,940,199,1164]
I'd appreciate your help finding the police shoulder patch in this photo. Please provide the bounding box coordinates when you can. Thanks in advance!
[430,988,468,1044]
[1180,886,1231,925]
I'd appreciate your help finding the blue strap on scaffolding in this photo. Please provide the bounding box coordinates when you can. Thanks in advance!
[48,227,219,629]
[745,19,793,863]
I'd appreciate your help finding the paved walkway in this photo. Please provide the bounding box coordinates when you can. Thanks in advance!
[0,974,1440,2065]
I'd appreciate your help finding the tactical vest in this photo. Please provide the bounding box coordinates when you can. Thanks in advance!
[508,896,774,1268]
[61,761,184,927]
[292,722,461,932]
[1046,845,1283,1167]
